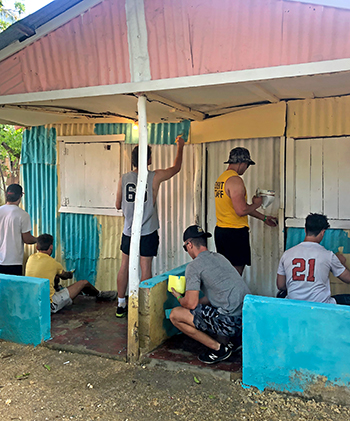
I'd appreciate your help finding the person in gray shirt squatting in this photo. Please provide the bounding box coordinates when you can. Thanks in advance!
[115,136,185,318]
[170,225,251,364]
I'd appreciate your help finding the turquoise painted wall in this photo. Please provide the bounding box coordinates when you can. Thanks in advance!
[22,121,190,285]
[0,274,51,345]
[243,295,350,392]
[286,228,350,253]
[95,120,190,144]
[21,126,100,285]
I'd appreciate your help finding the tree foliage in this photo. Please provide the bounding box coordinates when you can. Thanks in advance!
[0,2,26,202]
[0,1,25,31]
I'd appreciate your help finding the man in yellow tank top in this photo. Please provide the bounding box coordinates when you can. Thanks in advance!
[214,147,277,275]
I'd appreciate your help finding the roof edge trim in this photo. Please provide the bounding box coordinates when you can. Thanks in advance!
[284,0,350,10]
[0,0,104,62]
[1,57,350,105]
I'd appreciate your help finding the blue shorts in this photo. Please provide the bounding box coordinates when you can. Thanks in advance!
[190,304,242,338]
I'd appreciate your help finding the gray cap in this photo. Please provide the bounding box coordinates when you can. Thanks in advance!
[224,147,255,166]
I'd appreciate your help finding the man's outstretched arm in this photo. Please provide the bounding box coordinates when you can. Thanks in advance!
[153,136,185,185]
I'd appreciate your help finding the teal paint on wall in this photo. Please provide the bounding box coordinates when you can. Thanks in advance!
[21,127,58,254]
[59,213,100,285]
[243,295,350,392]
[21,126,100,285]
[22,126,57,165]
[94,121,190,144]
[0,274,51,346]
[286,228,350,253]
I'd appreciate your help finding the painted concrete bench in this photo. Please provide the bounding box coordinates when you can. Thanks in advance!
[0,274,51,346]
[243,295,350,402]
[139,263,187,354]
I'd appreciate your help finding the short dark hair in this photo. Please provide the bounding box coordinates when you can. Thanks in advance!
[131,145,152,168]
[190,236,207,248]
[6,184,23,202]
[37,234,54,251]
[305,213,330,236]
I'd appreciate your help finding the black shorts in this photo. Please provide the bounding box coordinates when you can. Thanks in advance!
[0,265,22,275]
[120,230,159,257]
[214,226,251,267]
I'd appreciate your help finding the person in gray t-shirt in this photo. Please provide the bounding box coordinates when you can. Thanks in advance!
[115,136,185,317]
[170,225,250,364]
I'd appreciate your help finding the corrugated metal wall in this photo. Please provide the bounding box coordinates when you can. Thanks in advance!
[21,120,193,291]
[287,96,350,139]
[206,138,281,297]
[149,144,197,275]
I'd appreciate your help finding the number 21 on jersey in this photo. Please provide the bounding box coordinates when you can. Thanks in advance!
[292,258,315,282]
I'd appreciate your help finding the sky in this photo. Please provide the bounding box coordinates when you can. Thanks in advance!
[3,0,53,17]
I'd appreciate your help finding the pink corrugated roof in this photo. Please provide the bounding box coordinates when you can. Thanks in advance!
[0,0,130,96]
[1,0,350,97]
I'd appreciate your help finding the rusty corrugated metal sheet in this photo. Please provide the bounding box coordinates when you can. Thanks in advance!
[0,0,130,96]
[2,0,350,96]
[287,96,350,138]
[206,137,281,297]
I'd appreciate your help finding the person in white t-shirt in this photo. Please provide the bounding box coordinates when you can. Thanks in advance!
[0,184,37,276]
[277,213,350,304]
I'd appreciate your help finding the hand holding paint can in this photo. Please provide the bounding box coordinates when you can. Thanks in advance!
[256,188,275,210]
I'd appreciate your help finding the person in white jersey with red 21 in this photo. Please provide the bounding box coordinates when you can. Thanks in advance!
[277,213,350,304]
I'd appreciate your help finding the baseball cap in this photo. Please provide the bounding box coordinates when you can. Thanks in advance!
[183,225,212,242]
[224,147,255,165]
[6,184,23,199]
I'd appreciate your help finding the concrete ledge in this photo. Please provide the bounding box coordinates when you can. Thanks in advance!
[243,295,350,403]
[139,264,187,354]
[0,274,51,346]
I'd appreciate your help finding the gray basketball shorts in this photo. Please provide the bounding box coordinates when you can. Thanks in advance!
[190,304,242,338]
[51,288,73,313]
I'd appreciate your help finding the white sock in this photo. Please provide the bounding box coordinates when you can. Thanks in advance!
[118,297,126,307]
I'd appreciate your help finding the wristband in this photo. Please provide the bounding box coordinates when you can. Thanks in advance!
[176,295,182,302]
[263,216,267,222]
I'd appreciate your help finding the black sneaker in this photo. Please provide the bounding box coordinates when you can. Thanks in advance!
[227,341,242,353]
[198,344,232,364]
[116,305,127,318]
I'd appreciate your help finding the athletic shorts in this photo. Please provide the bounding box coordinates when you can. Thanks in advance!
[120,230,159,257]
[51,288,73,313]
[214,226,251,267]
[190,304,242,338]
[0,265,22,275]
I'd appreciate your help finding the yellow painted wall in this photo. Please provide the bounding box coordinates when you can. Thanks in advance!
[287,95,350,139]
[191,102,286,143]
[95,215,124,291]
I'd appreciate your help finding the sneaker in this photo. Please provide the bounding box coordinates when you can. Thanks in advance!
[198,344,232,364]
[116,305,127,318]
[227,341,242,353]
[96,291,117,301]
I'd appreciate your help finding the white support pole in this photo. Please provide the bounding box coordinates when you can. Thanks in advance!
[127,94,148,362]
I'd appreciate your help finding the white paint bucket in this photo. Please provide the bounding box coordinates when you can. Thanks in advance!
[256,188,275,209]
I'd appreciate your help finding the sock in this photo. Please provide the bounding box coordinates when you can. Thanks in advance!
[118,297,126,307]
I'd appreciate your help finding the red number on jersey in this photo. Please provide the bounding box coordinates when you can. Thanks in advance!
[292,258,305,281]
[292,258,316,282]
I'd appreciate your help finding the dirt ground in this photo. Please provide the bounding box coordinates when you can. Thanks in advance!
[0,341,350,421]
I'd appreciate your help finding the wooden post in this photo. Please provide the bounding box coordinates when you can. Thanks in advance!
[127,94,148,362]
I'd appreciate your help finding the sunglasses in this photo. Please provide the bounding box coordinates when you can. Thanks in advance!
[183,240,192,252]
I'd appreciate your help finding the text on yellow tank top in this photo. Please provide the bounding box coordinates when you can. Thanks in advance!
[214,169,249,228]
